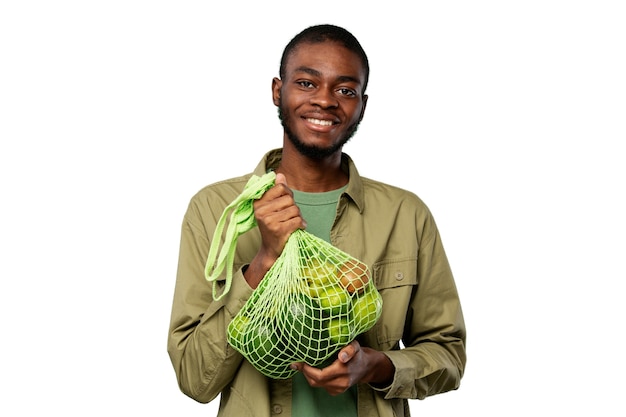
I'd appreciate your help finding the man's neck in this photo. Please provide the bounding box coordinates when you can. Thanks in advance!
[276,145,348,192]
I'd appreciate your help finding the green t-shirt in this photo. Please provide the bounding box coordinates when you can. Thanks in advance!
[291,186,357,417]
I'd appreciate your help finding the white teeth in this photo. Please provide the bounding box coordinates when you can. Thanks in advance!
[307,118,332,126]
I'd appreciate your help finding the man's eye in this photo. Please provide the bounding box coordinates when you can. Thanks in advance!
[338,88,356,97]
[298,81,314,88]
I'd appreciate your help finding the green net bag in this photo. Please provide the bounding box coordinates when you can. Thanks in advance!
[205,172,383,379]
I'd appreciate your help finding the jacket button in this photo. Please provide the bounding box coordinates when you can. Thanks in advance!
[272,404,283,414]
[395,271,404,280]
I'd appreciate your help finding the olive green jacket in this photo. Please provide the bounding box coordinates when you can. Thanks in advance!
[168,149,466,417]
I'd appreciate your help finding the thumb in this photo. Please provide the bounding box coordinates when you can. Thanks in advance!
[275,172,287,186]
[290,362,303,371]
[339,340,361,363]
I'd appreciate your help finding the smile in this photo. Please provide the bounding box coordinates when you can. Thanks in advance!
[306,118,333,126]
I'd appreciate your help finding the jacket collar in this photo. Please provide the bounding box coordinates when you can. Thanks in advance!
[253,148,365,214]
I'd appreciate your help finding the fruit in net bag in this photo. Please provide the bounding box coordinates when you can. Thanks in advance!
[338,259,370,294]
[207,173,383,379]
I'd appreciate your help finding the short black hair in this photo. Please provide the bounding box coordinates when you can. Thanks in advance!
[279,24,370,94]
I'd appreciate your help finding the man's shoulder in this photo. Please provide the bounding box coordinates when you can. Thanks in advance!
[361,177,425,206]
[358,177,436,228]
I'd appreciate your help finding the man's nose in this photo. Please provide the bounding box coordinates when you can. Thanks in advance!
[310,87,338,108]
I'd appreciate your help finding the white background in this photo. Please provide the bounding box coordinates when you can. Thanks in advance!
[1,1,625,415]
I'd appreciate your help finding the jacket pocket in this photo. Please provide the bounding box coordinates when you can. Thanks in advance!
[369,258,418,350]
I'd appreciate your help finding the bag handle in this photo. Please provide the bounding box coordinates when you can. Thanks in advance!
[205,171,276,300]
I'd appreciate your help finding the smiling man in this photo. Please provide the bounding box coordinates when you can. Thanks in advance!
[274,40,367,163]
[168,24,466,417]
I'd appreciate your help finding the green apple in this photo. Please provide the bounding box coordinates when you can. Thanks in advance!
[352,286,382,331]
[318,284,351,316]
[326,316,352,345]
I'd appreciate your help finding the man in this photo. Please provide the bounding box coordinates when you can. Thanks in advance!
[168,24,466,417]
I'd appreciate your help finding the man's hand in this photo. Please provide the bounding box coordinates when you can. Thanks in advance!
[290,340,395,396]
[244,173,306,288]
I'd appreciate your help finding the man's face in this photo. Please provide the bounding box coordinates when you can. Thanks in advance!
[273,41,368,159]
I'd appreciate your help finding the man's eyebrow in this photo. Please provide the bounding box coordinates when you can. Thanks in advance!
[294,66,322,77]
[336,75,361,85]
[293,66,362,86]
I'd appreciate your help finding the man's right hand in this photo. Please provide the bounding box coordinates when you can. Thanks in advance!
[243,173,306,288]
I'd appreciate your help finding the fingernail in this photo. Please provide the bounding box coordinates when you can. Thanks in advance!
[290,363,298,370]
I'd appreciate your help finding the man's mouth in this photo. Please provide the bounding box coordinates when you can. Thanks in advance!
[306,118,333,126]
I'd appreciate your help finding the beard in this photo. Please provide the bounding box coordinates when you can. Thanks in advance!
[278,101,361,160]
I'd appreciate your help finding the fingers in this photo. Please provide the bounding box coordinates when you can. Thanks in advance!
[291,362,325,384]
[255,173,306,231]
[290,362,305,372]
[257,174,295,215]
[254,179,297,222]
[291,360,351,396]
[252,173,306,261]
[339,340,361,363]
[255,196,305,232]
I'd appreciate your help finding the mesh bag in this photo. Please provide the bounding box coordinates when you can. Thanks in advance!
[205,172,383,379]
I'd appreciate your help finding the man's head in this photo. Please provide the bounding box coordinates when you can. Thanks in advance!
[279,24,370,96]
[273,25,369,159]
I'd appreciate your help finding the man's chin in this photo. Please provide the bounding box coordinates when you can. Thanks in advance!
[280,112,357,159]
[292,141,339,159]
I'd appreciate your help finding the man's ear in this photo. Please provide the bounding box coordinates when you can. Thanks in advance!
[359,94,368,121]
[272,77,282,106]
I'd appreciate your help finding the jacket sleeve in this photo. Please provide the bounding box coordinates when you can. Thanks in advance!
[167,198,253,404]
[380,211,467,400]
